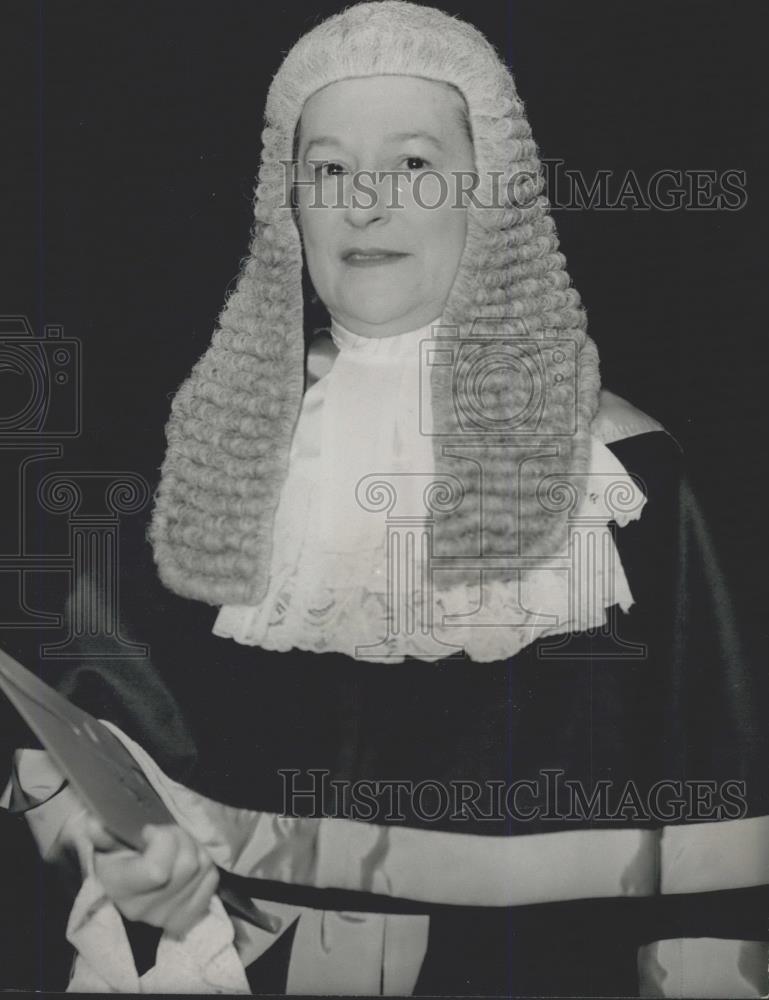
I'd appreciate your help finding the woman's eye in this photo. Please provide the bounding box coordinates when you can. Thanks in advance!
[315,162,347,177]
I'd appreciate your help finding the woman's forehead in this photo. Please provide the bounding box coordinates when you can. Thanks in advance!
[298,75,468,146]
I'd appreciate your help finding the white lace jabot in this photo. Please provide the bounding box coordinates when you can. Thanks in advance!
[213,318,646,663]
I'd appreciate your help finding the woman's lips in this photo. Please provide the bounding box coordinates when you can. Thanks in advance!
[342,251,409,268]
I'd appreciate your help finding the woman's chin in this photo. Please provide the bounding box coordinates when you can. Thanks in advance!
[335,303,416,334]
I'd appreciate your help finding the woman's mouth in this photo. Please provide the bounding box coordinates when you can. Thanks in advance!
[342,249,409,268]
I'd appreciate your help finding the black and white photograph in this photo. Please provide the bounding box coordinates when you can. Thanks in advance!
[1,1,767,995]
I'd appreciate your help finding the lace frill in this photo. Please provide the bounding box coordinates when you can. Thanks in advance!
[213,434,646,664]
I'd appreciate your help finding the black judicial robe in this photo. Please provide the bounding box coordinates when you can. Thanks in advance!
[2,425,768,995]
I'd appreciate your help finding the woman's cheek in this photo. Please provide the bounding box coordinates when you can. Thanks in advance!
[426,206,468,285]
[410,171,449,211]
[300,214,336,296]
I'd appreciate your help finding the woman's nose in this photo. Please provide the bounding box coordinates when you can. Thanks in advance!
[343,171,391,228]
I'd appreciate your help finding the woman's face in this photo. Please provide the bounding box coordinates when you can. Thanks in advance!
[295,75,475,338]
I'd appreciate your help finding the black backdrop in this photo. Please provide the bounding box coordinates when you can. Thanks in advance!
[1,1,767,990]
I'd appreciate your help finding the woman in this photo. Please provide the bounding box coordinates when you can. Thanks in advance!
[2,2,767,994]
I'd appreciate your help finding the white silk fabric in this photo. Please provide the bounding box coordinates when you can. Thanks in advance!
[214,317,646,663]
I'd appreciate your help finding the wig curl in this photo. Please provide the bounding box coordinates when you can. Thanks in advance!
[149,1,601,606]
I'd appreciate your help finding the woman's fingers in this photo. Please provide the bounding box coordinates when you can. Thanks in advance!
[93,829,176,899]
[85,815,123,853]
[137,825,184,888]
[157,865,220,940]
[89,821,219,936]
[119,845,218,935]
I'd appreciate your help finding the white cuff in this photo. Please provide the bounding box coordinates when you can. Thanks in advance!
[638,938,769,998]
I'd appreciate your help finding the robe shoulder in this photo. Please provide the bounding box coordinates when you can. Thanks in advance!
[591,387,672,446]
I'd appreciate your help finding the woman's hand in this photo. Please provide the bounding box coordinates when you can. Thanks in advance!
[84,817,220,940]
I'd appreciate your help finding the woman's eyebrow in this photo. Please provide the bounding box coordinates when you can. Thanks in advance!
[301,131,445,158]
[386,131,445,149]
[302,136,343,158]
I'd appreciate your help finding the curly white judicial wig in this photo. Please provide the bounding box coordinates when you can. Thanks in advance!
[149,0,601,606]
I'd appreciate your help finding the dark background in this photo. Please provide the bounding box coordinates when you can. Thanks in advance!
[1,0,766,989]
